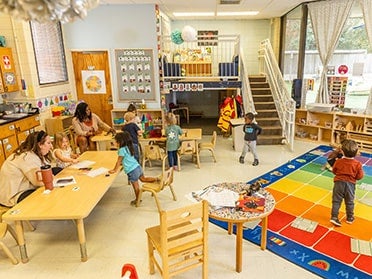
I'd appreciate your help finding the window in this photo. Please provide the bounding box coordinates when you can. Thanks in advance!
[30,21,68,85]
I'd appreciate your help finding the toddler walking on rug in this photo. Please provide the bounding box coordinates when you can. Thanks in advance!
[330,139,364,227]
[239,112,262,166]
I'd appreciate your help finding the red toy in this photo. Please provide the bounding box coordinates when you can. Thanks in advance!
[121,263,138,279]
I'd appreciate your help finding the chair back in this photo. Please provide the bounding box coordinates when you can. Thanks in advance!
[159,166,173,191]
[159,200,208,276]
[144,144,163,160]
[179,140,196,155]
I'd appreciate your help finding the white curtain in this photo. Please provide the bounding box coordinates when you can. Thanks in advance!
[359,0,372,114]
[308,0,354,104]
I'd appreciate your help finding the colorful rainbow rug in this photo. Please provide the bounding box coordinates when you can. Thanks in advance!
[210,145,372,278]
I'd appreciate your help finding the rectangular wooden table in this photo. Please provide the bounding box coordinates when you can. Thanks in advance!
[140,128,202,168]
[2,151,118,263]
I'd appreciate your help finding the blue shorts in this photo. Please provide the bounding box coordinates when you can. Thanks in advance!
[127,166,143,182]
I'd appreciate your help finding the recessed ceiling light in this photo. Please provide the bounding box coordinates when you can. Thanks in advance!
[173,12,215,17]
[217,11,259,16]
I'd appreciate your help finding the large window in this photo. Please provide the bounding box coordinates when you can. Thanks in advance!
[30,21,68,85]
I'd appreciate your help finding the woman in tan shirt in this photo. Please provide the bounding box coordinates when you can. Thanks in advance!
[72,102,115,153]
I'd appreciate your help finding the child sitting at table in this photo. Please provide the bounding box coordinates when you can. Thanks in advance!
[165,113,183,171]
[53,132,79,171]
[109,131,157,206]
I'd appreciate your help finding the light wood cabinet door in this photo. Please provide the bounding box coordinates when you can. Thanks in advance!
[0,141,6,166]
[2,135,18,158]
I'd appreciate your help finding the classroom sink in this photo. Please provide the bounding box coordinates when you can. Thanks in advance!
[0,119,8,124]
[2,113,29,119]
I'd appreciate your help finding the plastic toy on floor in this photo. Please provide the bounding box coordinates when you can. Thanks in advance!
[121,263,138,279]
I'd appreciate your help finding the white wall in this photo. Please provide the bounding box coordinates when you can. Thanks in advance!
[63,4,159,109]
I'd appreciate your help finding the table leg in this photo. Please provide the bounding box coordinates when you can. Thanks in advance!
[260,216,268,250]
[14,220,28,263]
[235,222,243,273]
[75,219,88,262]
[227,222,232,235]
[195,140,200,168]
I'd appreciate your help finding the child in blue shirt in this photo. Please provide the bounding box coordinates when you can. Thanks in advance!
[109,131,156,206]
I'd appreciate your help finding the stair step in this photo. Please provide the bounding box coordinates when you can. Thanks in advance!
[250,82,270,89]
[256,117,280,121]
[248,75,266,83]
[262,126,282,130]
[252,94,273,98]
[257,135,284,145]
[256,109,277,112]
[254,102,275,105]
[251,89,272,95]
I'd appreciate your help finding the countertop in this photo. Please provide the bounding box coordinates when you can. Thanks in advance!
[0,112,40,126]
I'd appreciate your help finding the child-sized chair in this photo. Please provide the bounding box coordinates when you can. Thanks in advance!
[145,200,209,278]
[177,140,197,171]
[198,131,217,163]
[142,144,166,172]
[137,156,176,211]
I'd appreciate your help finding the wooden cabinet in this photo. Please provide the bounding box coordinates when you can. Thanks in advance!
[111,108,165,131]
[45,116,73,136]
[295,109,372,152]
[0,115,40,167]
[0,47,19,93]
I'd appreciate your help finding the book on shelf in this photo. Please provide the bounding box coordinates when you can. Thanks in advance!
[235,195,266,213]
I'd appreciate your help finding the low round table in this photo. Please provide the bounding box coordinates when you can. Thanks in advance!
[206,182,275,273]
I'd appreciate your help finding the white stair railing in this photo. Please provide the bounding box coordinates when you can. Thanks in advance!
[239,47,256,116]
[258,39,296,151]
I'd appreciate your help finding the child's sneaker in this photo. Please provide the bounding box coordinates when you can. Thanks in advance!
[252,159,259,166]
[330,218,342,227]
[239,157,244,164]
[346,217,354,224]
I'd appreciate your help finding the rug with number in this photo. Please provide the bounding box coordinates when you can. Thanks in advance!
[209,145,372,278]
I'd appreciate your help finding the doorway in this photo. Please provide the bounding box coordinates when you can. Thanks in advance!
[71,51,113,125]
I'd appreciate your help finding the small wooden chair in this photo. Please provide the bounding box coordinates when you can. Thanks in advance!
[0,205,19,264]
[142,144,166,172]
[145,200,209,278]
[198,131,217,162]
[137,156,176,211]
[177,140,197,171]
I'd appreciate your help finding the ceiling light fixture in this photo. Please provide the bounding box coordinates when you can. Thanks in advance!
[173,12,215,17]
[217,11,259,16]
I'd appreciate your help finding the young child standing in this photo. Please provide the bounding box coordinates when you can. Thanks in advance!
[109,131,156,206]
[165,113,183,171]
[122,111,142,163]
[239,112,262,166]
[330,139,364,227]
[127,103,142,129]
[53,132,79,169]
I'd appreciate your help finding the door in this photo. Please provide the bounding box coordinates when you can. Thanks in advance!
[71,51,113,125]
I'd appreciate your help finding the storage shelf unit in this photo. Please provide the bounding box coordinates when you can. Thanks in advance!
[111,108,165,131]
[295,109,372,153]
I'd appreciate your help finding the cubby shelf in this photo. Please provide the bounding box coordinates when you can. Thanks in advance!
[295,109,372,153]
[111,108,165,131]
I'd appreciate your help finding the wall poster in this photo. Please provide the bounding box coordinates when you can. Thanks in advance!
[82,70,106,94]
[115,48,156,102]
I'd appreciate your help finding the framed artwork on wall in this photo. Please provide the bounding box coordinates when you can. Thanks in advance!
[115,48,156,102]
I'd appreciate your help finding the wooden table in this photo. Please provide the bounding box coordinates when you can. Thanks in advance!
[91,132,116,151]
[2,151,118,263]
[139,128,202,168]
[204,182,275,272]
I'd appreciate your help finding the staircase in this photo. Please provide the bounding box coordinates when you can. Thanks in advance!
[249,75,284,145]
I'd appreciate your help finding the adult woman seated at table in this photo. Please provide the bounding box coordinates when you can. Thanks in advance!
[72,102,115,153]
[0,130,54,207]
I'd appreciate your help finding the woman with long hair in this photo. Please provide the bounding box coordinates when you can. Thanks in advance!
[0,130,54,207]
[72,102,115,153]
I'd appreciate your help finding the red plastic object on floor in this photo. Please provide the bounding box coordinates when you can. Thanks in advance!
[121,263,138,279]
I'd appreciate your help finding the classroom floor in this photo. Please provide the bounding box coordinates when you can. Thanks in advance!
[0,137,323,279]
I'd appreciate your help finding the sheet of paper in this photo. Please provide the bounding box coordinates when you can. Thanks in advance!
[71,160,95,169]
[87,167,109,177]
[351,238,372,256]
[53,176,76,187]
[291,217,318,233]
[203,189,239,207]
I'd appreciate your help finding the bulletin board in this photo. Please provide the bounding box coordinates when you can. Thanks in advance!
[115,48,156,102]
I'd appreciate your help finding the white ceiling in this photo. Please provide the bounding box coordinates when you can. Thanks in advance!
[99,0,317,20]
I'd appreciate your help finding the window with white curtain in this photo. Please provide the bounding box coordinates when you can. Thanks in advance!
[30,21,68,85]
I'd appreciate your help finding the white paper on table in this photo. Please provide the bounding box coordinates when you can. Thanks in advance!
[53,176,77,187]
[86,167,109,177]
[203,189,239,207]
[71,160,96,169]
